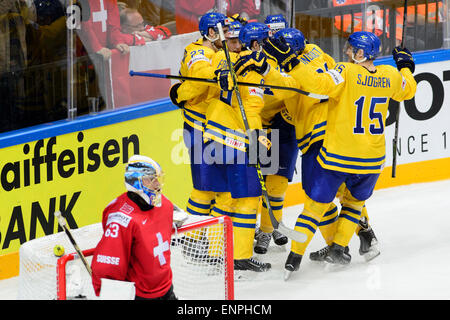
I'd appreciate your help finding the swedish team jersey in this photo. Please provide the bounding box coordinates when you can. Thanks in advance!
[260,58,296,127]
[281,44,336,154]
[177,38,216,129]
[204,50,265,152]
[290,61,417,174]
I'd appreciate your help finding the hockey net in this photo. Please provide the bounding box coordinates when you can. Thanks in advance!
[17,215,234,300]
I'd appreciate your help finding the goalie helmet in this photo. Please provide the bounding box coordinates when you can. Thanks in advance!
[347,31,381,61]
[239,22,270,50]
[125,155,164,207]
[274,28,306,54]
[264,14,288,33]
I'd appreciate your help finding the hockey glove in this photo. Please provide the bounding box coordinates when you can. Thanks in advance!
[215,68,234,91]
[392,46,415,73]
[262,37,300,72]
[169,83,185,108]
[234,51,270,76]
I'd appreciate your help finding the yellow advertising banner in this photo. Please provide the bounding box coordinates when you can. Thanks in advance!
[0,108,191,267]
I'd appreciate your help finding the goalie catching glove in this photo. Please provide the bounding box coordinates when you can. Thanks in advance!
[262,37,300,72]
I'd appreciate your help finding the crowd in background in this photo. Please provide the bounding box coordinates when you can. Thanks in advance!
[0,0,446,133]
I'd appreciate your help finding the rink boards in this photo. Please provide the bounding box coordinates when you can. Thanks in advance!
[0,49,449,279]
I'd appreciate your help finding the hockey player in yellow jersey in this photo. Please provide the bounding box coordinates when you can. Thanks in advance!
[268,31,381,263]
[205,22,278,272]
[260,31,416,277]
[169,13,228,222]
[252,27,302,255]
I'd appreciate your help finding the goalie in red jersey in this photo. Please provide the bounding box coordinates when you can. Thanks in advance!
[91,154,187,300]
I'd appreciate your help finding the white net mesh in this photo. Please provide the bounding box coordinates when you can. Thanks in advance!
[18,223,103,300]
[171,216,231,300]
[17,216,233,300]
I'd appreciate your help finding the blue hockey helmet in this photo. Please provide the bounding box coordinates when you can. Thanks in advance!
[225,20,242,38]
[239,22,270,49]
[125,155,165,207]
[274,28,306,54]
[199,12,227,37]
[347,31,381,61]
[264,14,288,32]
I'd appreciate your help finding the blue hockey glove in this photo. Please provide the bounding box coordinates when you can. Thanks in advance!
[392,46,415,73]
[215,68,234,91]
[262,37,299,72]
[234,51,270,76]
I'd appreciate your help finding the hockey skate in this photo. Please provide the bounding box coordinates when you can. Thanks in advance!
[272,229,288,246]
[358,218,380,262]
[234,257,272,272]
[254,231,271,254]
[309,245,350,262]
[284,251,302,280]
[324,243,351,265]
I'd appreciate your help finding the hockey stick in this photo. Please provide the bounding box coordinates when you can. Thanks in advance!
[216,23,307,244]
[55,211,92,276]
[392,0,408,178]
[129,70,328,100]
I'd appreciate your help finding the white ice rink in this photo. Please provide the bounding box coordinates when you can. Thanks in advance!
[1,179,450,300]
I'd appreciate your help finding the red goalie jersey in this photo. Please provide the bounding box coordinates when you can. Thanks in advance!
[91,192,174,299]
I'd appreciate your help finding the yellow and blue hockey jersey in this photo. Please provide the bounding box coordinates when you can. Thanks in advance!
[289,61,417,174]
[203,50,264,152]
[177,38,217,131]
[280,44,336,154]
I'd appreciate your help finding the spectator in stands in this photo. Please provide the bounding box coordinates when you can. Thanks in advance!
[175,0,261,34]
[76,0,131,61]
[402,1,444,50]
[122,0,176,35]
[27,0,68,123]
[332,0,444,51]
[0,0,31,132]
[120,7,172,41]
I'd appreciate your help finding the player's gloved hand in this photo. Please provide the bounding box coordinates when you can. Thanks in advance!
[262,37,300,72]
[246,130,272,167]
[234,51,270,76]
[215,68,234,91]
[169,83,185,108]
[392,46,415,73]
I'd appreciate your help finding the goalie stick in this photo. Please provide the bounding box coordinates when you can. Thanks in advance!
[216,22,307,244]
[129,70,328,100]
[55,211,92,276]
[392,0,408,178]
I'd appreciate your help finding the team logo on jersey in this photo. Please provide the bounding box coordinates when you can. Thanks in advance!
[401,75,407,90]
[248,87,264,98]
[120,202,134,214]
